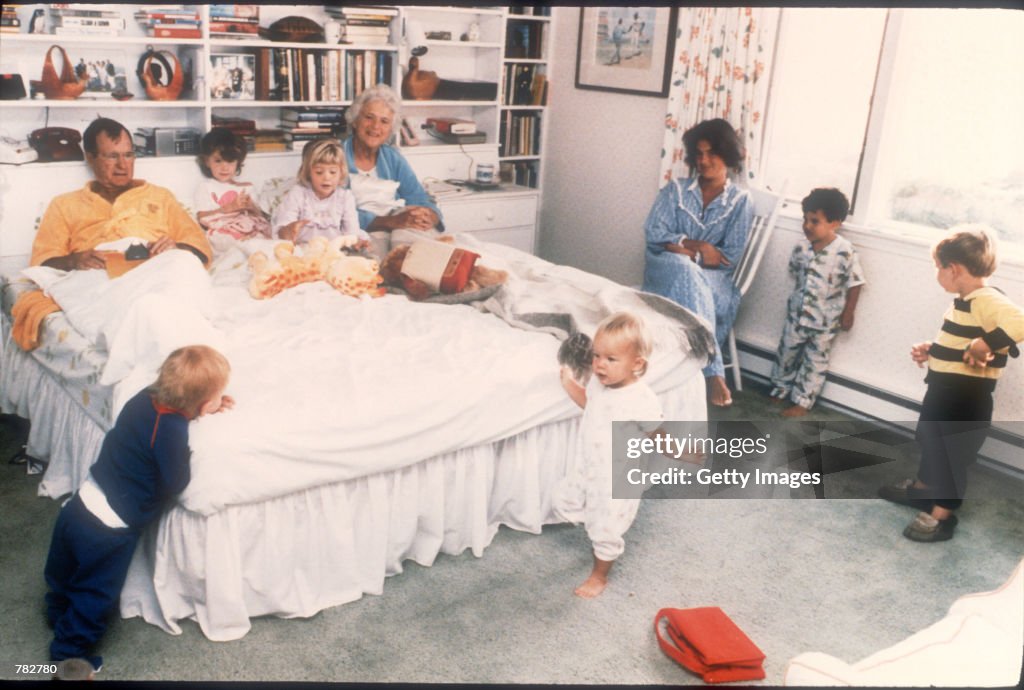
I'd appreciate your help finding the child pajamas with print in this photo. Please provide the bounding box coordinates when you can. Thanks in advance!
[770,236,865,408]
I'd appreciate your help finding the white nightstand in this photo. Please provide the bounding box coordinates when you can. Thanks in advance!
[437,185,539,254]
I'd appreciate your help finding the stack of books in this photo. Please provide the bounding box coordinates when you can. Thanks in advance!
[1,6,21,34]
[501,64,547,106]
[325,5,396,46]
[250,129,287,152]
[279,108,345,150]
[209,4,259,40]
[53,4,126,36]
[134,5,200,39]
[211,115,256,136]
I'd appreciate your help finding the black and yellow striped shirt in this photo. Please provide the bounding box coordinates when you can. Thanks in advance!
[928,286,1024,381]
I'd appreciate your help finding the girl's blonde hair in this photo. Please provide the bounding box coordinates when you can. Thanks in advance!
[150,345,230,419]
[933,224,998,278]
[297,138,347,188]
[595,311,653,377]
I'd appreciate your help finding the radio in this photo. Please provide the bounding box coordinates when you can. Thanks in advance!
[133,127,201,156]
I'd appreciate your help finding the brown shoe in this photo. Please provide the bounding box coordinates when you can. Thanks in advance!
[878,479,933,511]
[903,512,958,542]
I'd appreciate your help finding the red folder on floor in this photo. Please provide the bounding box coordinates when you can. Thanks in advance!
[654,607,766,684]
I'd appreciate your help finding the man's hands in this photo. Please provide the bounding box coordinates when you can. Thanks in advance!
[147,235,177,256]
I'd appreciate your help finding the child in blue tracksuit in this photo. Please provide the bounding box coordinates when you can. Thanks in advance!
[44,345,233,672]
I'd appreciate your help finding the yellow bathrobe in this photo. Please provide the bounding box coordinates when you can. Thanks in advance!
[30,181,211,267]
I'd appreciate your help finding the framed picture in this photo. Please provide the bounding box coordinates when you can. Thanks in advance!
[71,50,129,98]
[209,53,256,100]
[575,6,678,97]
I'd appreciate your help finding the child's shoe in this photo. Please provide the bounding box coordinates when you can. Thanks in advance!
[903,512,958,542]
[878,478,933,511]
[53,658,96,681]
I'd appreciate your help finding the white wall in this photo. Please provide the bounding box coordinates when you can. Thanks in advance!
[540,7,1024,436]
[539,7,665,287]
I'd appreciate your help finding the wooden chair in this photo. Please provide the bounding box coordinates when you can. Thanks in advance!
[724,185,786,391]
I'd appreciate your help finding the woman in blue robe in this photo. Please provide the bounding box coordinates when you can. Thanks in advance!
[642,119,753,407]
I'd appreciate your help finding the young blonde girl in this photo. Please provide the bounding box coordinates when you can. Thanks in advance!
[193,127,271,239]
[271,138,369,246]
[554,312,664,598]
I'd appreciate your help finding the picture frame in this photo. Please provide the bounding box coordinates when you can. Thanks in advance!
[575,6,678,98]
[71,49,129,99]
[209,52,256,100]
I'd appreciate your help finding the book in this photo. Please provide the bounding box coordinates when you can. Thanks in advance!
[151,25,201,38]
[326,6,398,17]
[342,26,390,36]
[427,130,486,145]
[426,118,476,135]
[210,4,259,19]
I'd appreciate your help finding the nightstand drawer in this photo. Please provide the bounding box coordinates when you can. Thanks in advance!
[440,195,537,234]
[468,225,535,253]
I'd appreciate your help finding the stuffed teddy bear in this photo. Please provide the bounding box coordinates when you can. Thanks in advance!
[379,240,508,301]
[248,237,384,299]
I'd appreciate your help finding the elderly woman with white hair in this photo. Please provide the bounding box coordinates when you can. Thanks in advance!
[343,84,442,249]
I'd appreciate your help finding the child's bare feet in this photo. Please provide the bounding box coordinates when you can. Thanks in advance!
[781,404,809,417]
[574,573,608,598]
[575,556,613,599]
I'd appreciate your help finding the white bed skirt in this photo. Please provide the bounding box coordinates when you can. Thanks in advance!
[3,325,704,641]
[1,324,107,498]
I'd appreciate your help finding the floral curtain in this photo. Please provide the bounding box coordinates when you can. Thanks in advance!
[658,7,781,188]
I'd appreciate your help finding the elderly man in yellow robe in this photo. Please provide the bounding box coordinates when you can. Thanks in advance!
[13,117,213,352]
[31,117,211,270]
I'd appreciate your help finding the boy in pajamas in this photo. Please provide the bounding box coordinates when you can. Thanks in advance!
[770,188,864,417]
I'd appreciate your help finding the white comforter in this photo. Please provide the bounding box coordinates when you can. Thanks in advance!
[22,236,705,515]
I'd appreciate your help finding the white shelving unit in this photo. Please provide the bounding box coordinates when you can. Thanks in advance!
[0,4,553,254]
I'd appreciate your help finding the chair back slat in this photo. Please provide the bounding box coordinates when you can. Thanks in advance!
[732,185,786,296]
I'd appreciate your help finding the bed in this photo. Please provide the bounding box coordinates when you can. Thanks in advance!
[1,235,709,641]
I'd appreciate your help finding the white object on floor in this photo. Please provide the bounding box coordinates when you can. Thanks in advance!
[783,557,1024,686]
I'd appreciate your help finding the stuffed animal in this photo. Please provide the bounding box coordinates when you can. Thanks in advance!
[324,255,386,298]
[558,332,593,387]
[248,238,384,299]
[379,241,508,301]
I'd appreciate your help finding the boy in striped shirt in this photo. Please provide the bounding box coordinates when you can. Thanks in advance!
[879,226,1023,542]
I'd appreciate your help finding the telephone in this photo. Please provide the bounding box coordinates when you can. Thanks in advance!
[0,134,39,165]
[29,127,84,162]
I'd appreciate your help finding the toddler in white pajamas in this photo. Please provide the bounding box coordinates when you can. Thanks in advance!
[554,312,663,598]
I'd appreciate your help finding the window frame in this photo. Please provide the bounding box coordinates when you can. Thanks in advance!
[761,8,1024,263]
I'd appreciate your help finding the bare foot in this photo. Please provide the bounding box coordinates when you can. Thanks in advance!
[707,376,733,407]
[769,395,788,406]
[781,404,809,417]
[574,574,607,598]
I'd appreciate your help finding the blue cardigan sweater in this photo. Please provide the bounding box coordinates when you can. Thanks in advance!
[343,137,443,230]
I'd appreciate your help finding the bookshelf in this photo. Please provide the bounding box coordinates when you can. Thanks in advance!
[0,4,552,253]
[500,8,550,189]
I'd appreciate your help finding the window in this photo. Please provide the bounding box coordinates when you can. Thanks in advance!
[761,8,1024,248]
